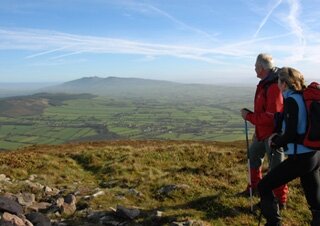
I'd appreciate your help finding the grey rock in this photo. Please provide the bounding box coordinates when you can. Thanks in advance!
[171,222,184,226]
[0,196,23,215]
[16,193,35,206]
[24,181,44,193]
[154,210,163,217]
[115,205,140,220]
[24,219,34,226]
[44,186,53,194]
[60,202,76,216]
[103,221,121,226]
[26,212,51,226]
[59,194,76,216]
[87,211,107,223]
[127,189,143,197]
[64,194,76,205]
[44,186,60,196]
[170,220,203,226]
[92,191,105,198]
[100,215,121,226]
[0,174,11,182]
[51,221,68,226]
[115,195,126,200]
[158,184,190,196]
[3,193,18,202]
[0,174,7,180]
[0,212,27,226]
[27,202,51,212]
[28,175,37,181]
[56,198,64,208]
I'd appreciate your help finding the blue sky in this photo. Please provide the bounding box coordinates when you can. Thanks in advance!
[1,0,320,84]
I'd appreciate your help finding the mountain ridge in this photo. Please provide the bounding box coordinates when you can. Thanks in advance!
[41,76,254,99]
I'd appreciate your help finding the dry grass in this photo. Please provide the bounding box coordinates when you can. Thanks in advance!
[0,140,311,225]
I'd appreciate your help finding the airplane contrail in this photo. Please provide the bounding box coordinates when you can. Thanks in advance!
[25,45,75,59]
[253,0,283,38]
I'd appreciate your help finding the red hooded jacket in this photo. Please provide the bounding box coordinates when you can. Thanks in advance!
[246,70,283,141]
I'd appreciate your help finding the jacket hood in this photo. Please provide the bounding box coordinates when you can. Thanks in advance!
[259,67,279,85]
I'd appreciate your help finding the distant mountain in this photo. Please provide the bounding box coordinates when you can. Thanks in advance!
[62,76,178,87]
[43,76,254,100]
[43,76,180,96]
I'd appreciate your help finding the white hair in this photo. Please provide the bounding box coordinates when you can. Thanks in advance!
[256,53,274,70]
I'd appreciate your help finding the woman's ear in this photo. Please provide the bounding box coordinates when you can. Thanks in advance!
[281,81,287,90]
[278,79,287,91]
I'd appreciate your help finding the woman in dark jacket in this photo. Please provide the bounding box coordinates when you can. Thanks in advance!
[258,67,320,226]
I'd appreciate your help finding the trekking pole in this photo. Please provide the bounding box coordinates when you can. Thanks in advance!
[245,120,254,212]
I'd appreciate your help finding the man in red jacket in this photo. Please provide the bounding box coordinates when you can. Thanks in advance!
[241,53,288,209]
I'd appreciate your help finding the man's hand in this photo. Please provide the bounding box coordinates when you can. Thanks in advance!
[241,108,251,120]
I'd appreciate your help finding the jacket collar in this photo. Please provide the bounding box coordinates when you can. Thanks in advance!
[282,89,295,99]
[259,67,279,85]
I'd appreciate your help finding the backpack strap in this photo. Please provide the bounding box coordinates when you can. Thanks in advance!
[289,92,308,155]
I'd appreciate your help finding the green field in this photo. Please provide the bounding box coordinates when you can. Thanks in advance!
[0,90,254,150]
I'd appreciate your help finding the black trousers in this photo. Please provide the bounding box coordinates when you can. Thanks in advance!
[258,151,320,225]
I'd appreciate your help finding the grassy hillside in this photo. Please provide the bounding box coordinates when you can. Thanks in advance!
[0,141,311,225]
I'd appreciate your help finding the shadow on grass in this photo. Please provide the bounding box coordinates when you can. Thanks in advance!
[173,193,259,218]
[176,194,243,219]
[140,194,255,225]
[65,194,257,226]
[70,153,128,175]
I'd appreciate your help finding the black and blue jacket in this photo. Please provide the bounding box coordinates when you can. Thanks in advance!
[272,89,313,155]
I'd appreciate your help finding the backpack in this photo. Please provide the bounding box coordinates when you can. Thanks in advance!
[302,82,320,150]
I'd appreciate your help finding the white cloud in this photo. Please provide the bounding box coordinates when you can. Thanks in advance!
[0,28,229,64]
[0,25,313,68]
[1,0,320,74]
[284,0,306,61]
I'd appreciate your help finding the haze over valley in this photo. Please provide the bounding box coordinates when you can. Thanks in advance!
[0,77,254,150]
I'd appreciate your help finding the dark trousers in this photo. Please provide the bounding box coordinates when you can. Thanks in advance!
[258,151,320,225]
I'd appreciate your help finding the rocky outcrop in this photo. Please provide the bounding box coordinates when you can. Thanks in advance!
[0,174,202,225]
